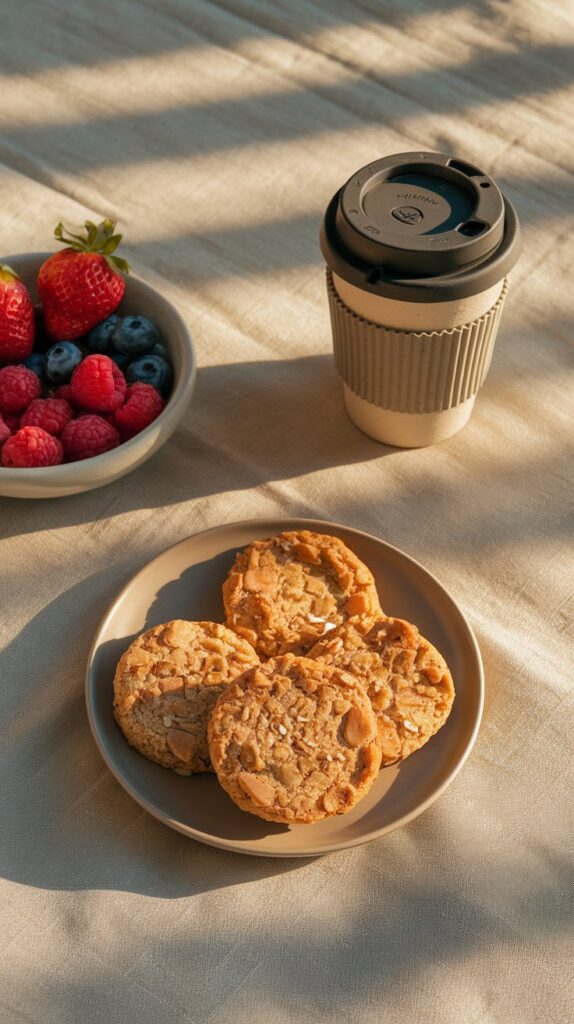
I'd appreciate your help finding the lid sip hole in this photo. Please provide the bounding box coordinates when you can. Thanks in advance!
[366,268,384,284]
[448,158,481,177]
[457,220,485,237]
[480,182,491,188]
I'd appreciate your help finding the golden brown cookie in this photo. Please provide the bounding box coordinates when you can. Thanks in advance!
[308,616,455,765]
[222,530,382,658]
[208,654,382,824]
[113,620,259,774]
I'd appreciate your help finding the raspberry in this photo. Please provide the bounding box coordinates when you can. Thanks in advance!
[20,398,73,436]
[0,364,41,415]
[113,383,165,438]
[70,354,126,413]
[1,425,63,467]
[0,414,11,446]
[52,384,73,403]
[61,414,120,461]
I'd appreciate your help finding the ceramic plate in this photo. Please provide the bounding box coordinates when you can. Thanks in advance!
[86,517,483,857]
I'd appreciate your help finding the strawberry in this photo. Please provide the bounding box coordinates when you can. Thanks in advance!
[0,265,35,360]
[37,219,130,341]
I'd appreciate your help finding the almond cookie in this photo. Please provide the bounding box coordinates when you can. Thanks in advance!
[208,654,382,824]
[113,620,259,774]
[222,530,382,659]
[308,616,455,766]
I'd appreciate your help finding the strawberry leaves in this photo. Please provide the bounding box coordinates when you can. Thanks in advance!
[0,264,19,283]
[53,219,131,275]
[106,255,131,273]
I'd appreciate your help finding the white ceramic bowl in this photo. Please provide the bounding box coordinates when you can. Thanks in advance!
[0,253,196,498]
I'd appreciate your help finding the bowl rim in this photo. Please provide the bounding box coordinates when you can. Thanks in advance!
[0,252,196,480]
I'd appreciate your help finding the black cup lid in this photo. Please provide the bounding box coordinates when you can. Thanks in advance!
[321,151,521,302]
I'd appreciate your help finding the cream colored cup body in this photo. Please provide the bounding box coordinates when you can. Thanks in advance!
[332,273,505,447]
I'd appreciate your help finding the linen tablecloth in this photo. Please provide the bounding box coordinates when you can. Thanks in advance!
[0,2,572,1021]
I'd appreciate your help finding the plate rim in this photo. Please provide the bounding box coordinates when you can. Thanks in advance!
[85,516,484,857]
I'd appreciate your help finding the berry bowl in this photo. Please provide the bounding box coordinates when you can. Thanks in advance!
[0,252,196,498]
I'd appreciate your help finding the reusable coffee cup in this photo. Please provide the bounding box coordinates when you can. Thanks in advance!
[320,151,521,446]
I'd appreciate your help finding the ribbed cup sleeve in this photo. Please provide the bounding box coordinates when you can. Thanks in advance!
[327,270,507,413]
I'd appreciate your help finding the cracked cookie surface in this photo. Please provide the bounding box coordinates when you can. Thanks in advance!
[113,620,259,774]
[208,654,382,824]
[222,530,382,659]
[308,616,455,765]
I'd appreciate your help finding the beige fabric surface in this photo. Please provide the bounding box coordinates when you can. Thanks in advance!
[0,2,572,1021]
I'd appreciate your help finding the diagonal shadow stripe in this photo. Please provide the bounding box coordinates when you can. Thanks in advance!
[0,42,571,176]
[0,0,495,75]
[0,0,381,75]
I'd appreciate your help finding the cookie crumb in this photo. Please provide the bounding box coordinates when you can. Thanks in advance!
[403,719,418,733]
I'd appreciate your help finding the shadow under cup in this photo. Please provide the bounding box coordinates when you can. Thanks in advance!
[320,151,521,447]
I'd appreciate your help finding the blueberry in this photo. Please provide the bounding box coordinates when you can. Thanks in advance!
[126,354,173,394]
[45,341,84,384]
[113,315,159,356]
[24,352,46,380]
[151,341,169,359]
[110,351,131,371]
[87,314,121,354]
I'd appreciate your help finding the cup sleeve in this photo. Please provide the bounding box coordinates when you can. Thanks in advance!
[326,270,507,414]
